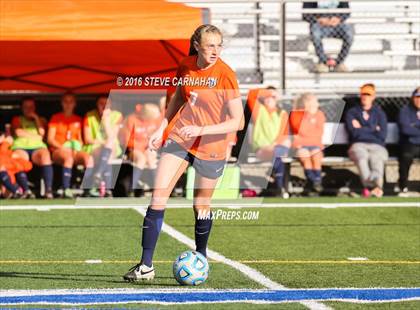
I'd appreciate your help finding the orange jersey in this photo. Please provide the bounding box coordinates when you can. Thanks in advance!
[125,114,161,151]
[168,56,240,161]
[48,113,82,148]
[289,110,325,148]
[0,141,32,183]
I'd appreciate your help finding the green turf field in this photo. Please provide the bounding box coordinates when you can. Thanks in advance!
[0,198,419,309]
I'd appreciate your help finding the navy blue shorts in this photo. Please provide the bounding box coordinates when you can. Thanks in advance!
[301,146,322,152]
[161,139,225,179]
[18,148,42,159]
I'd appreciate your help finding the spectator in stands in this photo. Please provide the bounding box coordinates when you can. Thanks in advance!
[345,83,388,198]
[0,133,33,198]
[303,1,353,73]
[122,103,162,195]
[290,93,326,195]
[82,95,123,197]
[48,93,92,198]
[11,97,54,198]
[396,87,420,196]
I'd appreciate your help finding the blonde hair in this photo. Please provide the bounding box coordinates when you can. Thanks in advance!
[294,92,316,110]
[139,103,161,121]
[189,24,223,56]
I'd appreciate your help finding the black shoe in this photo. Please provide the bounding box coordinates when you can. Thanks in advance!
[313,181,323,193]
[303,180,313,196]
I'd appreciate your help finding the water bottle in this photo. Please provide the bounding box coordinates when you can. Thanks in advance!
[99,181,106,198]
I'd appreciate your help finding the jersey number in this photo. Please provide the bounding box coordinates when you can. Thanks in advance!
[189,91,198,106]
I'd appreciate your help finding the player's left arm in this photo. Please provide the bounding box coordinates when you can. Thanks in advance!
[203,97,245,135]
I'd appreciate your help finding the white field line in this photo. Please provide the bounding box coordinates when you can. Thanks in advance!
[1,288,419,305]
[2,287,419,295]
[0,300,419,306]
[0,201,419,211]
[133,207,331,310]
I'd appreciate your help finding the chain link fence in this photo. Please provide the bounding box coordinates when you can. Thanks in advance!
[178,0,419,94]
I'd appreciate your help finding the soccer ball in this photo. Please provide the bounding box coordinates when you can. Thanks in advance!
[173,250,209,286]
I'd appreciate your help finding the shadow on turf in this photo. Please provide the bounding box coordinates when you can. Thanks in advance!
[0,225,141,229]
[0,271,177,286]
[1,223,419,229]
[173,223,420,227]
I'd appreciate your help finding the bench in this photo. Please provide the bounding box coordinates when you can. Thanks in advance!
[242,122,419,194]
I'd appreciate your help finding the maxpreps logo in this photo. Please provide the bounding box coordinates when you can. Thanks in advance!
[206,77,217,88]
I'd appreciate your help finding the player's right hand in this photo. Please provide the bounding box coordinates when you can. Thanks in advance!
[148,130,163,151]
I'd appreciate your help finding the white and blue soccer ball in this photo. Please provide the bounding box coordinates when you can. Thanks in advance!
[173,250,209,286]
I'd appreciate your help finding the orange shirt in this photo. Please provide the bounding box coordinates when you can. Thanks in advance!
[125,114,161,151]
[289,110,325,148]
[0,141,32,183]
[168,56,240,161]
[48,113,82,148]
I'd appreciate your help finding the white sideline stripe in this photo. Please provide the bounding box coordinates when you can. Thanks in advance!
[84,260,102,264]
[1,299,419,306]
[133,207,331,310]
[1,201,419,211]
[1,287,419,296]
[347,257,369,261]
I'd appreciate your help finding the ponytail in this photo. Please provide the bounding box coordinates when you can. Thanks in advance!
[188,24,223,56]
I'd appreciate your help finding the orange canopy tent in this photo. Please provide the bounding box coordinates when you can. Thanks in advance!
[0,0,204,93]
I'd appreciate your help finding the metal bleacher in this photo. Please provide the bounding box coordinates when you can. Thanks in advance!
[171,0,420,95]
[168,0,420,194]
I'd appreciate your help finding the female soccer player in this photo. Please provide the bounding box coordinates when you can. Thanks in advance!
[11,97,54,198]
[82,95,123,197]
[48,93,92,198]
[289,93,326,195]
[0,133,33,198]
[121,103,162,195]
[123,24,244,281]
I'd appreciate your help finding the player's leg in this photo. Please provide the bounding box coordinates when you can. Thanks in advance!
[193,174,218,258]
[74,150,93,168]
[296,147,315,189]
[13,149,29,161]
[310,148,323,192]
[0,166,19,196]
[52,148,74,196]
[272,145,289,195]
[124,152,189,281]
[11,150,33,198]
[191,157,226,257]
[31,148,54,198]
[131,149,146,190]
[72,150,93,197]
[93,145,112,179]
[143,153,189,265]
